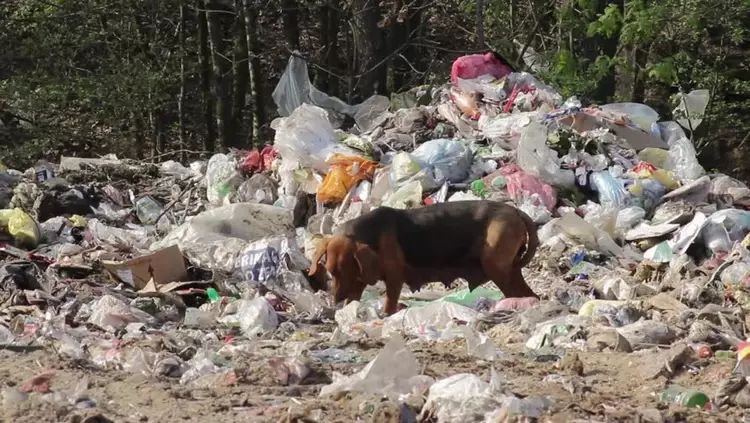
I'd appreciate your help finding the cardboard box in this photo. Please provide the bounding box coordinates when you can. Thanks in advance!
[103,245,187,290]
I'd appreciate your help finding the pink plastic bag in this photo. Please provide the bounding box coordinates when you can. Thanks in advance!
[239,145,278,174]
[450,52,513,84]
[492,297,540,312]
[500,164,557,211]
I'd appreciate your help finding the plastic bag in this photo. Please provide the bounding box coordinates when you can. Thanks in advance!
[272,55,354,117]
[411,139,473,187]
[479,112,535,149]
[673,89,709,130]
[231,297,279,337]
[151,203,293,272]
[666,138,705,181]
[600,103,659,132]
[516,121,575,188]
[590,171,629,208]
[381,301,479,340]
[271,104,356,173]
[0,208,40,248]
[319,336,433,401]
[236,173,278,204]
[721,262,750,286]
[701,209,750,254]
[317,155,378,204]
[206,154,241,206]
[500,164,557,211]
[450,52,512,84]
[615,206,646,235]
[88,295,156,332]
[382,180,423,209]
[420,371,506,422]
[237,235,308,283]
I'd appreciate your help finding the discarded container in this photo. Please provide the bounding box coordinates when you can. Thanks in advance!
[660,385,710,409]
[450,52,513,84]
[135,196,164,225]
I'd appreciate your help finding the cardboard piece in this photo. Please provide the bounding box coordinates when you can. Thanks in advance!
[103,245,187,290]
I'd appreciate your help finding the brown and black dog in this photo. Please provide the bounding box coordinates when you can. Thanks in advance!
[309,200,539,315]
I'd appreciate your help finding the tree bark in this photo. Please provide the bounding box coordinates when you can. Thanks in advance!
[198,4,217,152]
[205,0,235,149]
[232,0,249,148]
[281,0,300,49]
[351,0,387,98]
[242,0,264,144]
[476,0,485,48]
[178,1,187,160]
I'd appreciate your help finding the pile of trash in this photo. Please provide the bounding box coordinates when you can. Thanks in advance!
[0,51,748,421]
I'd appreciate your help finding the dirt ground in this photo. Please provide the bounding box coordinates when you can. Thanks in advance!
[1,315,745,423]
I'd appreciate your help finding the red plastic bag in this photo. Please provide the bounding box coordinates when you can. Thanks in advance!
[239,146,278,174]
[500,164,557,211]
[450,52,513,84]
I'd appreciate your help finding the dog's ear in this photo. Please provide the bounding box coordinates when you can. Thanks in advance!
[353,243,380,286]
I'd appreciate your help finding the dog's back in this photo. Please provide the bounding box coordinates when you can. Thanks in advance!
[339,201,524,267]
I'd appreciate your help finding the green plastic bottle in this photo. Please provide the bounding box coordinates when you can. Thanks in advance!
[470,180,487,198]
[660,384,710,408]
[207,288,220,303]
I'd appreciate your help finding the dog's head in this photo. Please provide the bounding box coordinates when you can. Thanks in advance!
[329,239,381,304]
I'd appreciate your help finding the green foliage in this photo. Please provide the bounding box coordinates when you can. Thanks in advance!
[587,4,622,38]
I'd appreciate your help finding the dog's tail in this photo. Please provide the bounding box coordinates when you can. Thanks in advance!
[515,208,539,268]
[308,236,331,276]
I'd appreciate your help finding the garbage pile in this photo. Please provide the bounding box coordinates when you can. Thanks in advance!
[0,52,747,421]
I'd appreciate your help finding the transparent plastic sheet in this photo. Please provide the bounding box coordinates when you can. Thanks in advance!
[151,203,293,272]
[516,121,575,188]
[271,104,357,173]
[381,301,480,340]
[600,103,659,132]
[319,336,434,401]
[673,89,710,130]
[700,209,750,254]
[272,55,355,117]
[206,154,242,206]
[666,137,705,181]
[590,170,630,209]
[478,111,536,150]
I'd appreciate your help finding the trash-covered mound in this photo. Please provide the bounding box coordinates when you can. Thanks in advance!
[0,53,747,421]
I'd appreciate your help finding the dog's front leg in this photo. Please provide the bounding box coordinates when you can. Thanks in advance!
[378,231,406,315]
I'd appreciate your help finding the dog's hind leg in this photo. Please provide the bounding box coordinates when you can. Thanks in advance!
[481,220,535,298]
[378,231,407,315]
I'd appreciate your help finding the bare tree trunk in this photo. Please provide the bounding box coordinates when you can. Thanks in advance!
[476,0,485,48]
[351,0,387,98]
[205,0,235,149]
[198,5,217,152]
[242,0,264,144]
[133,112,146,159]
[317,0,341,93]
[281,0,300,49]
[232,0,249,148]
[178,1,187,160]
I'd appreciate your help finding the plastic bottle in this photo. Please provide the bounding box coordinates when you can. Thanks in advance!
[660,385,709,408]
[135,196,163,225]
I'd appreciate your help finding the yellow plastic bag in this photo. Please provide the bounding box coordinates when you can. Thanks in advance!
[0,208,40,248]
[317,155,378,203]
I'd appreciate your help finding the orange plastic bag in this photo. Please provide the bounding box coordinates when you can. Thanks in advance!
[317,155,378,203]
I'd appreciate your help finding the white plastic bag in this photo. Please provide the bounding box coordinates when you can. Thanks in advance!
[666,137,705,181]
[206,154,241,206]
[590,170,629,209]
[272,55,355,117]
[411,139,473,186]
[233,297,279,337]
[319,336,433,401]
[516,121,575,188]
[600,103,659,132]
[673,89,710,130]
[271,104,356,173]
[615,206,646,235]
